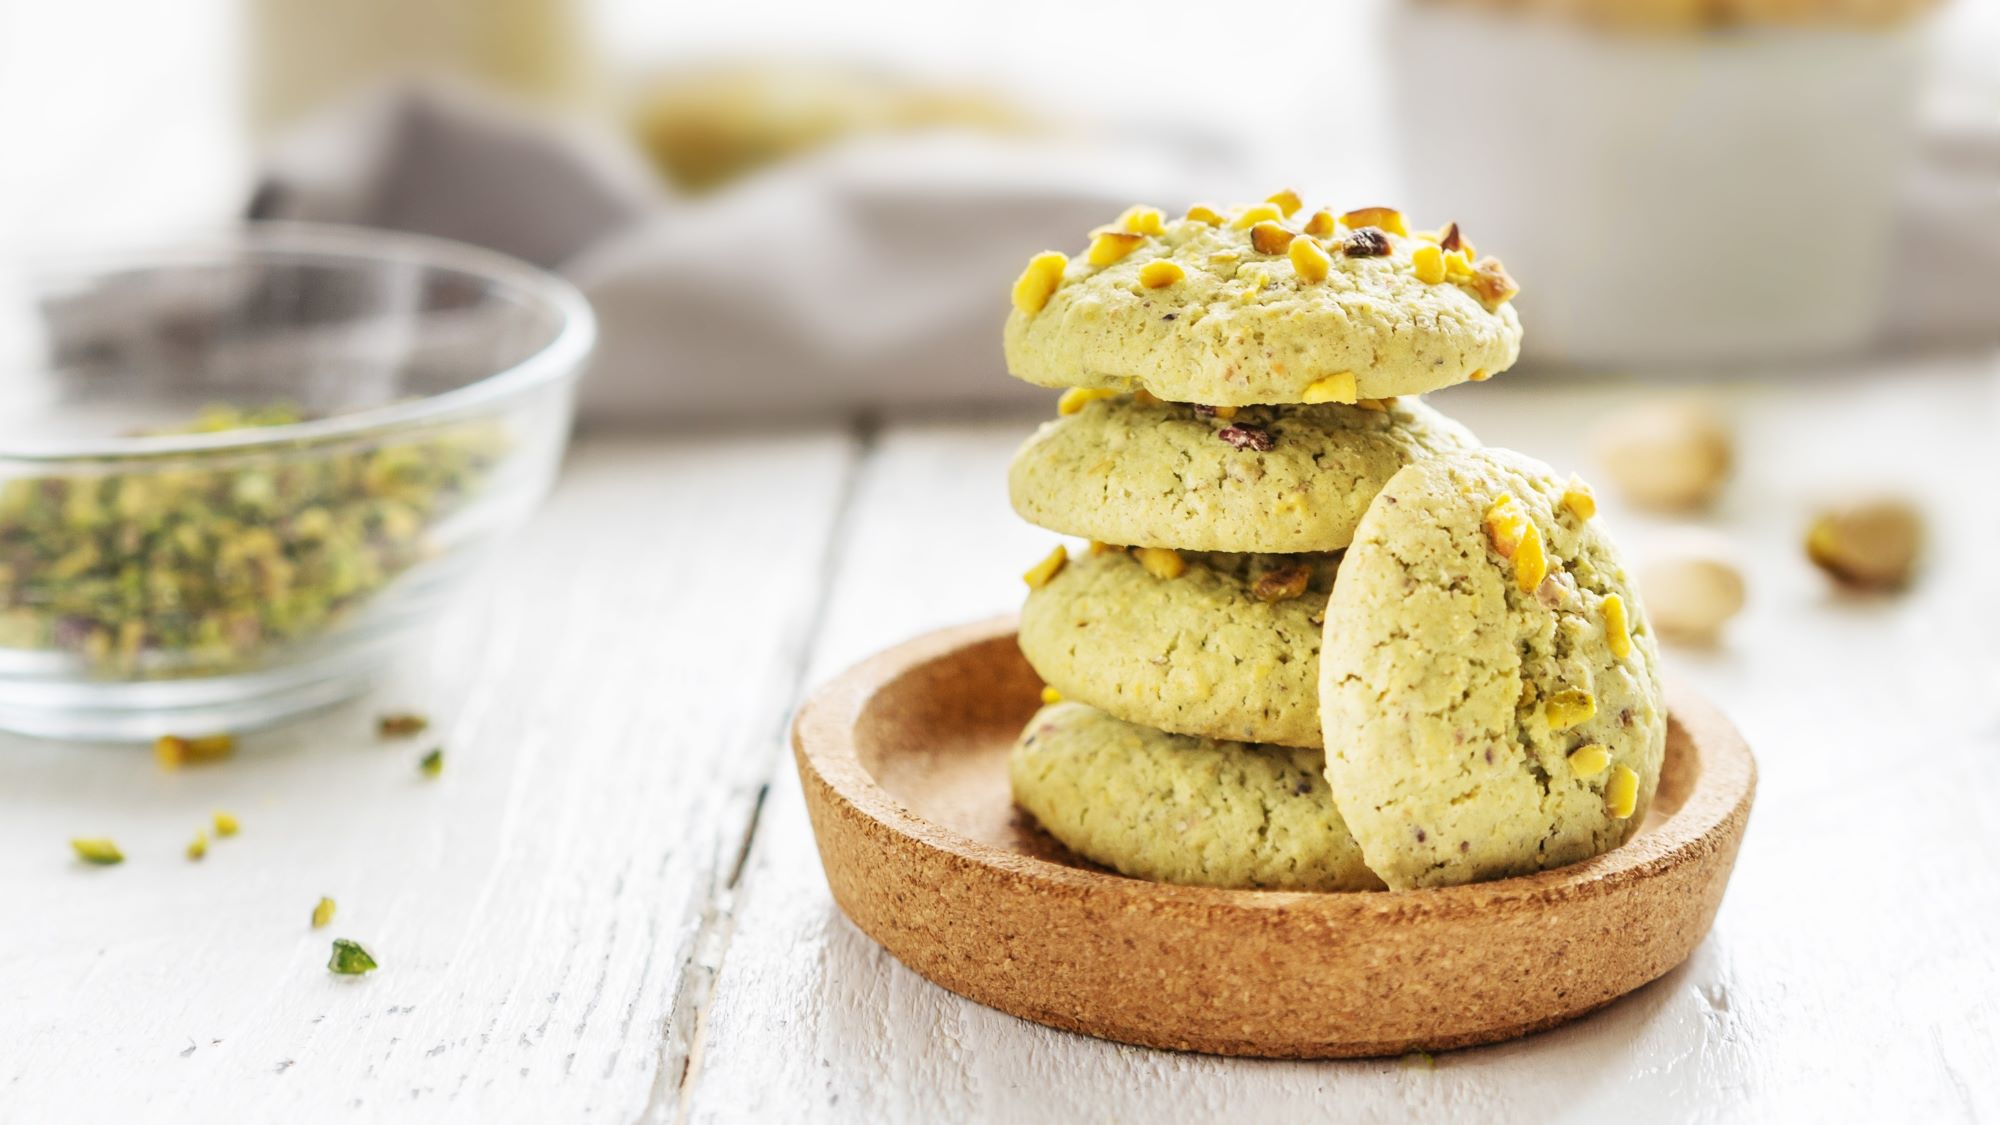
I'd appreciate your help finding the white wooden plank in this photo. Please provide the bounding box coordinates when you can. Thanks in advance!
[676,417,1055,1125]
[686,364,2000,1124]
[0,430,861,1124]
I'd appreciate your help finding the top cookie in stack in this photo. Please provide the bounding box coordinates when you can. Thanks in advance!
[1004,193,1520,408]
[1001,193,1665,894]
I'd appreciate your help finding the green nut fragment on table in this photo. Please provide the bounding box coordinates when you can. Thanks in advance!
[311,897,336,929]
[71,838,124,865]
[0,404,507,679]
[328,938,378,975]
[419,748,444,778]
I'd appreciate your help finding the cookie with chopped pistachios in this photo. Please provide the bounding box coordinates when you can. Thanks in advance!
[1318,448,1665,890]
[1011,701,1384,892]
[1004,200,1522,406]
[1018,546,1334,748]
[1009,392,1476,553]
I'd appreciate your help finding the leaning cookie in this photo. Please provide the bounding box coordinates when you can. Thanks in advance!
[1004,199,1521,406]
[1009,393,1477,553]
[1318,448,1666,890]
[1019,546,1333,748]
[1010,701,1383,892]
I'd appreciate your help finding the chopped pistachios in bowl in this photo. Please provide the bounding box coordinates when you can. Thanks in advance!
[0,405,507,679]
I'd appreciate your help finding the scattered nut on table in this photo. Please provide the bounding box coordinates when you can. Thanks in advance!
[1637,536,1746,644]
[1590,399,1733,511]
[1805,496,1922,590]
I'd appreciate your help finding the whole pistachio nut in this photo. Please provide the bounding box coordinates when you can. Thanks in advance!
[1806,496,1922,591]
[1637,532,1746,644]
[1591,398,1733,511]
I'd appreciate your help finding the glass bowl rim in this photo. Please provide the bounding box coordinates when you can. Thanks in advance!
[0,221,596,463]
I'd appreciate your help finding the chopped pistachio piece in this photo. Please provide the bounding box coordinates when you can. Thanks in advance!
[1022,546,1068,589]
[212,811,240,837]
[1567,744,1611,778]
[1544,689,1597,731]
[376,713,429,739]
[1606,765,1641,819]
[419,748,444,778]
[186,831,208,861]
[311,897,336,929]
[328,938,378,975]
[155,733,235,770]
[1133,547,1186,580]
[0,404,506,679]
[1011,251,1068,315]
[71,837,123,865]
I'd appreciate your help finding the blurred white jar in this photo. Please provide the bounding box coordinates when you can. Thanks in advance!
[248,0,599,134]
[1385,1,1930,368]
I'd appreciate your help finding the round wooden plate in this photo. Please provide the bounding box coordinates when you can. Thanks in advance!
[793,616,1756,1058]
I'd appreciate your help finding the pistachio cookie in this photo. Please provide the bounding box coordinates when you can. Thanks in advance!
[1019,546,1334,748]
[1005,200,1521,406]
[1010,701,1383,892]
[1009,393,1477,553]
[1318,448,1665,890]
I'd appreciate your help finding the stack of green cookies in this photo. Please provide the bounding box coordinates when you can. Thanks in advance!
[1001,193,1667,892]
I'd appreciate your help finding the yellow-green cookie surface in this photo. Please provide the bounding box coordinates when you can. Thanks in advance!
[1010,701,1383,892]
[1019,547,1333,748]
[1004,209,1522,405]
[1009,394,1477,553]
[1318,448,1666,890]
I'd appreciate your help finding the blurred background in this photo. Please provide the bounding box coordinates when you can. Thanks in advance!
[4,6,1998,1108]
[6,0,1999,423]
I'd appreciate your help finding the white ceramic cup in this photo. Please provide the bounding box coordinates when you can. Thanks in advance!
[1385,3,1926,368]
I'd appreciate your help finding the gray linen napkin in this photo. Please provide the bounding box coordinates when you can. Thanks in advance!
[251,82,1222,422]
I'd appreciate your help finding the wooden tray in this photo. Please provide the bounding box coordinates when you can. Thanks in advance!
[793,617,1756,1058]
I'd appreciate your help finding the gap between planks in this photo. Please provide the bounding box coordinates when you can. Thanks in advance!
[638,414,881,1125]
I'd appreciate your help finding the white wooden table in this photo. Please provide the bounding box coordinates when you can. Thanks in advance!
[6,363,1998,1123]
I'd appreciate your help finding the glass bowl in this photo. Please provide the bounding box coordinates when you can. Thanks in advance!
[0,224,593,740]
